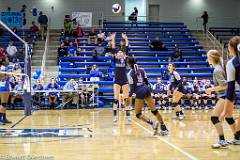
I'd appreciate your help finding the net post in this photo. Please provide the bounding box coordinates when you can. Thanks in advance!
[24,43,32,116]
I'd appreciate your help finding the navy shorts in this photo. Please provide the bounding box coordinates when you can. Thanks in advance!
[135,85,151,99]
[114,81,128,86]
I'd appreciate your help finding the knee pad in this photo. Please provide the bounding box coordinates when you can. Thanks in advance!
[211,116,220,125]
[113,99,119,105]
[225,117,235,125]
[136,113,142,119]
[151,110,158,115]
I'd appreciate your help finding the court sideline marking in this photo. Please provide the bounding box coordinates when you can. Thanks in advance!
[132,119,199,160]
[10,115,27,128]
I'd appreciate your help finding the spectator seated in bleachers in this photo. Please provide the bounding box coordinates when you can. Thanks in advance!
[6,41,18,63]
[90,64,102,82]
[12,63,22,81]
[67,41,77,57]
[97,30,105,42]
[149,36,168,51]
[62,78,78,108]
[0,44,7,58]
[64,19,72,37]
[45,78,60,109]
[93,43,105,61]
[10,78,24,109]
[32,80,44,107]
[88,28,97,44]
[58,43,68,57]
[29,21,39,44]
[172,48,183,62]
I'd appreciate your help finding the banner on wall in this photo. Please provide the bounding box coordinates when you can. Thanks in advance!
[72,12,92,27]
[0,12,23,27]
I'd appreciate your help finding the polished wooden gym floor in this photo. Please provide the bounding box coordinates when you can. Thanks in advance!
[0,108,240,160]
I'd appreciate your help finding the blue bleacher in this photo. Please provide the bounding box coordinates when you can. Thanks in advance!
[58,21,212,101]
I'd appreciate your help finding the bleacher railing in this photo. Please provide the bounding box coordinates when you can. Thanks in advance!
[206,30,225,59]
[196,17,240,32]
[40,19,50,83]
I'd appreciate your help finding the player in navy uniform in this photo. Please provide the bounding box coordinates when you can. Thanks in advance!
[181,77,193,109]
[127,57,168,135]
[153,78,167,109]
[0,57,12,125]
[192,80,202,110]
[206,49,236,148]
[111,32,131,124]
[167,63,185,119]
[220,36,240,145]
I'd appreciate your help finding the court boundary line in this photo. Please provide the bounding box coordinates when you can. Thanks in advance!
[132,119,199,160]
[10,115,27,128]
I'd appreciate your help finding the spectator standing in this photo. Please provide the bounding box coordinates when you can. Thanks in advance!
[64,19,72,37]
[38,11,48,40]
[201,11,209,33]
[88,28,97,44]
[29,21,39,44]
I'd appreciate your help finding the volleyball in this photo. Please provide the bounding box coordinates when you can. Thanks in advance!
[112,3,121,14]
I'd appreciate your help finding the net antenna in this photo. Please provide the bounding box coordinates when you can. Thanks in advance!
[0,20,32,116]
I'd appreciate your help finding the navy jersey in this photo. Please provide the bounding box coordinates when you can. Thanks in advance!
[127,68,151,99]
[112,48,128,85]
[153,83,166,94]
[169,71,182,91]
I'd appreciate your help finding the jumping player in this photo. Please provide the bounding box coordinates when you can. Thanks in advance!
[167,63,185,120]
[220,36,240,145]
[111,32,131,124]
[206,50,236,148]
[127,57,168,135]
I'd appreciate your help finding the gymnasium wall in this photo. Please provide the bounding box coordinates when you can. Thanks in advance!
[0,0,239,29]
[148,0,240,29]
[0,0,125,29]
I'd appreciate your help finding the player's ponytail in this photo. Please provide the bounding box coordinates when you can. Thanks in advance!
[237,43,240,61]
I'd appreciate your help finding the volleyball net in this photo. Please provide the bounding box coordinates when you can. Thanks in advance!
[0,19,32,116]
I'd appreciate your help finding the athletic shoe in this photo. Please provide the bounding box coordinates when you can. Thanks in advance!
[0,121,5,125]
[177,113,185,120]
[126,116,132,123]
[152,121,159,136]
[113,116,118,125]
[211,140,228,149]
[228,139,240,145]
[3,119,12,124]
[159,124,169,136]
